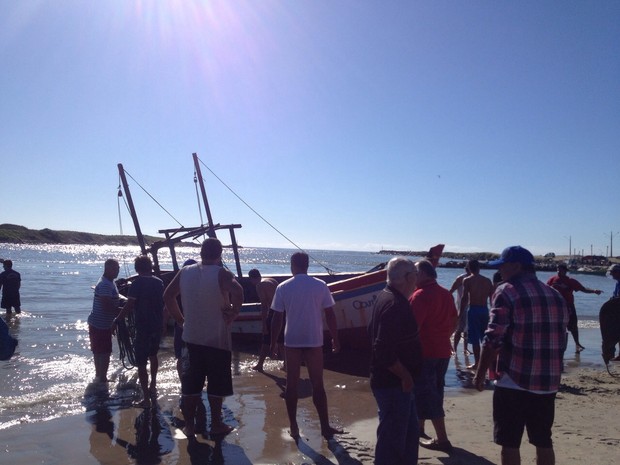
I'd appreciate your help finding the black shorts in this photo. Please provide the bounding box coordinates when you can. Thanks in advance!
[493,386,556,448]
[181,343,233,398]
[134,331,161,366]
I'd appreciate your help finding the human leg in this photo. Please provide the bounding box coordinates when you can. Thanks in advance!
[494,387,526,465]
[535,447,555,465]
[149,354,159,393]
[283,347,301,438]
[137,364,151,407]
[372,386,419,465]
[501,447,521,465]
[305,346,342,439]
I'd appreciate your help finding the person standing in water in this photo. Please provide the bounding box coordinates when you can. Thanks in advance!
[546,263,601,353]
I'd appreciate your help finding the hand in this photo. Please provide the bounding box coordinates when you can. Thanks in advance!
[111,320,118,336]
[401,373,414,393]
[331,338,341,354]
[473,373,486,392]
[595,290,602,295]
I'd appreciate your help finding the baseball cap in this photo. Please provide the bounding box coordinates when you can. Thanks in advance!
[608,264,620,273]
[488,246,535,267]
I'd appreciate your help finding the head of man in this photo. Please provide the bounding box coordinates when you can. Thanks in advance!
[3,259,12,271]
[415,259,437,286]
[608,264,620,281]
[134,255,153,275]
[386,257,417,298]
[467,259,480,274]
[290,252,309,275]
[488,246,535,281]
[557,263,568,277]
[248,268,261,286]
[104,259,120,280]
[200,238,223,264]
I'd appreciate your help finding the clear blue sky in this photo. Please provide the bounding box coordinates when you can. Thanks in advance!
[1,1,618,256]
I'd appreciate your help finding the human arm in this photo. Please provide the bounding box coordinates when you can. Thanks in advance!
[572,279,602,295]
[387,360,414,393]
[270,310,284,357]
[448,275,464,294]
[459,279,470,322]
[324,307,340,353]
[473,344,500,391]
[219,269,244,324]
[256,284,272,332]
[111,298,135,334]
[162,272,185,327]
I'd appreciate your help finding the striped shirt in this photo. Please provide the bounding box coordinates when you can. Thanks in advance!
[87,276,120,329]
[483,272,568,393]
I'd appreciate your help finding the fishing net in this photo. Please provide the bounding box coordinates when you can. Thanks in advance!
[116,310,138,369]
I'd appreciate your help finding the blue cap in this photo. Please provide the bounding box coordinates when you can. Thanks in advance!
[488,246,534,267]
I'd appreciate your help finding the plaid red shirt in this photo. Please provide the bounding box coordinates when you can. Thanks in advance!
[483,272,569,392]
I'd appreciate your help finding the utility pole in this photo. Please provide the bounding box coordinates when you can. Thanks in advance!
[604,231,619,258]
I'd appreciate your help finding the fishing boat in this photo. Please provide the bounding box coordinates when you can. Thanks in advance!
[116,153,441,349]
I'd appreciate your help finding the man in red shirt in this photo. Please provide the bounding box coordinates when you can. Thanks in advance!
[547,263,602,352]
[410,259,458,453]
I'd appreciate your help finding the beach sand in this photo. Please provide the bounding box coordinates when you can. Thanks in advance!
[3,338,620,465]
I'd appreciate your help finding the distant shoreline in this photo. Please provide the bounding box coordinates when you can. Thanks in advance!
[0,223,166,247]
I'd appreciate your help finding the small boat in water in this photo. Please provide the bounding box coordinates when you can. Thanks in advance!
[116,154,440,349]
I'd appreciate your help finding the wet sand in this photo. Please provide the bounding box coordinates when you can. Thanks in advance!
[2,330,620,464]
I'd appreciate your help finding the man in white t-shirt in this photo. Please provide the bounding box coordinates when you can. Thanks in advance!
[270,252,342,441]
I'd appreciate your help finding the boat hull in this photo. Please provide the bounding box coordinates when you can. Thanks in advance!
[231,269,387,349]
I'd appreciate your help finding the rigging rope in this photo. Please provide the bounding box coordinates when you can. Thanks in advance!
[196,157,336,274]
[123,168,185,228]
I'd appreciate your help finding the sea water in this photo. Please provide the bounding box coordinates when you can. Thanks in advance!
[0,243,614,430]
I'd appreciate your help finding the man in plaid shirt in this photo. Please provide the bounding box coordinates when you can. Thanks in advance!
[474,246,568,465]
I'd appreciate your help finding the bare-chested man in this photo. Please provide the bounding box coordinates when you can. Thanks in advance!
[248,269,280,372]
[448,265,471,355]
[460,260,493,370]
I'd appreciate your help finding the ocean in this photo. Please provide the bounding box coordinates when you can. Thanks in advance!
[0,243,614,431]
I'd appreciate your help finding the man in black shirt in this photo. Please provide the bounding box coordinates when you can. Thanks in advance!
[368,257,423,465]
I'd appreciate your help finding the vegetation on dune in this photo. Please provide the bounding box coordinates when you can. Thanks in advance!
[0,224,163,246]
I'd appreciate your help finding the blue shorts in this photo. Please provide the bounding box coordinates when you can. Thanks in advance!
[181,343,233,398]
[493,386,556,448]
[467,306,489,344]
[134,331,161,366]
[414,358,449,420]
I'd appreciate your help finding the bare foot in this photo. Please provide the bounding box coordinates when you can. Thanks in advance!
[321,425,344,440]
[576,345,585,353]
[252,364,264,372]
[210,423,234,435]
[288,424,300,440]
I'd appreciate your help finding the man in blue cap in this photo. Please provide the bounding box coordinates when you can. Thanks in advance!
[473,246,568,465]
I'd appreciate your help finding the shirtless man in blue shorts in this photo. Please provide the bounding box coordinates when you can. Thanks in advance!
[460,260,493,370]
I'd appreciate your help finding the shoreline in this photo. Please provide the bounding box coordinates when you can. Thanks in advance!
[3,327,619,464]
[2,363,619,465]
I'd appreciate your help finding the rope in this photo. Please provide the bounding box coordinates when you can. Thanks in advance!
[196,156,337,274]
[116,310,137,369]
[123,168,185,228]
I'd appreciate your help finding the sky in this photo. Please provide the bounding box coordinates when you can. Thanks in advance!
[1,1,618,256]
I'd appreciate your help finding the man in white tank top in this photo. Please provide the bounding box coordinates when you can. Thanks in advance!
[163,238,243,438]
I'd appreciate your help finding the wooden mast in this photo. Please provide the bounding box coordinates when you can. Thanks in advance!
[192,153,243,277]
[117,163,147,256]
[192,153,216,238]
